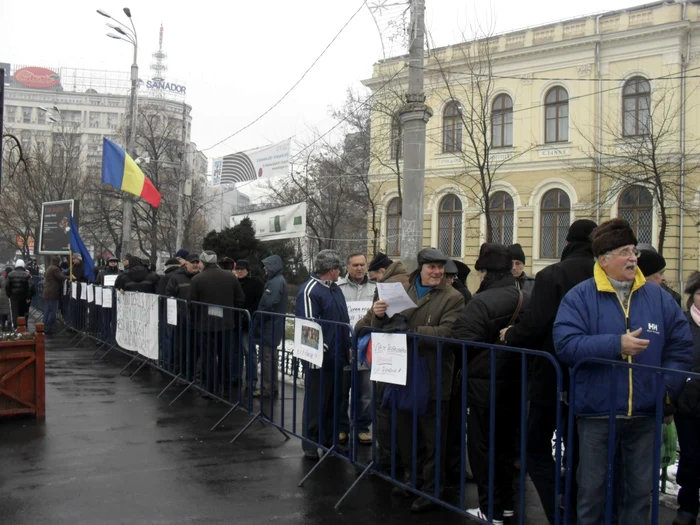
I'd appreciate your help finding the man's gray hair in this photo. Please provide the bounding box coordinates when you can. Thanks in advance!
[346,252,366,263]
[315,249,343,274]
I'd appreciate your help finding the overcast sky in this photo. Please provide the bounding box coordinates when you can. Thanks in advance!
[2,0,647,164]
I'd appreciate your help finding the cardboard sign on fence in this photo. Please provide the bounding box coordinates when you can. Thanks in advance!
[370,333,407,386]
[293,318,324,368]
[116,292,159,360]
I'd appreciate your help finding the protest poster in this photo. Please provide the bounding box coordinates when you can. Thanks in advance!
[167,298,177,326]
[87,284,94,303]
[102,288,113,308]
[293,318,324,368]
[370,333,407,386]
[116,292,159,360]
[95,286,103,306]
[103,274,118,288]
[346,301,372,329]
[71,282,77,299]
[80,285,87,301]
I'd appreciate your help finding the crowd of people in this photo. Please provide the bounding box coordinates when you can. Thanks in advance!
[28,217,700,525]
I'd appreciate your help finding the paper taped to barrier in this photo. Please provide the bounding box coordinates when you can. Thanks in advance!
[376,282,416,317]
[95,286,103,306]
[346,301,372,329]
[63,281,67,296]
[87,284,94,303]
[103,274,118,288]
[370,333,407,386]
[293,318,324,367]
[167,298,177,326]
[80,285,87,301]
[116,292,159,360]
[71,282,77,299]
[102,287,113,308]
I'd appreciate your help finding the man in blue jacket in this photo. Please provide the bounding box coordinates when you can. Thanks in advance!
[295,249,351,460]
[553,218,694,525]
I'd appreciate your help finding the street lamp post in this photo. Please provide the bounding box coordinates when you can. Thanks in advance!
[98,7,138,257]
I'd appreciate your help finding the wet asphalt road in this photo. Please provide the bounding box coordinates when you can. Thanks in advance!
[0,330,677,524]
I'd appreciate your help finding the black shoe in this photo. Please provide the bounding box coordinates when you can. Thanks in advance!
[391,486,410,498]
[411,496,438,513]
[303,450,319,461]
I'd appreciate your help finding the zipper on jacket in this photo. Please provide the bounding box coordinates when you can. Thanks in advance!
[614,293,634,417]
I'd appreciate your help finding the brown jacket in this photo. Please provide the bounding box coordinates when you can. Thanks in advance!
[362,267,464,400]
[355,260,410,331]
[43,264,67,300]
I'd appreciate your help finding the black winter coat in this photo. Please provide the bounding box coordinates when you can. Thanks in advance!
[5,268,36,301]
[451,274,527,409]
[114,263,160,294]
[188,265,245,332]
[677,312,700,417]
[239,275,264,330]
[95,266,122,286]
[164,266,196,300]
[504,241,595,405]
[156,266,180,296]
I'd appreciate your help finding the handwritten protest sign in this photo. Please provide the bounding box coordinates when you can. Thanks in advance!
[346,301,372,329]
[370,333,407,385]
[293,318,324,367]
[116,292,159,359]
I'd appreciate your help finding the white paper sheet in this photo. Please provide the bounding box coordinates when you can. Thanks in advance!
[87,284,94,303]
[95,286,103,306]
[376,282,417,317]
[293,318,324,367]
[370,333,407,385]
[346,301,372,329]
[71,282,77,299]
[80,285,87,301]
[167,298,178,326]
[102,287,113,308]
[103,274,118,288]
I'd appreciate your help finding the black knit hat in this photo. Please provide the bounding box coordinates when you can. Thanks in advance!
[368,252,393,272]
[475,243,512,272]
[590,218,638,257]
[507,243,526,264]
[219,257,234,270]
[637,249,666,277]
[235,259,249,270]
[566,219,598,243]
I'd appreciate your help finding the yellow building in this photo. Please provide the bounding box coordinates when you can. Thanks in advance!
[363,1,700,292]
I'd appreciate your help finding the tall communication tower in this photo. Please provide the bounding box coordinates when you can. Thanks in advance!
[150,23,168,83]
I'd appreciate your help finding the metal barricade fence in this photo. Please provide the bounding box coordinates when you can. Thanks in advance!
[562,358,700,525]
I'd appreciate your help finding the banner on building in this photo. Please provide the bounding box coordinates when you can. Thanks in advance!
[214,139,290,185]
[116,292,159,360]
[230,202,306,241]
[38,200,77,254]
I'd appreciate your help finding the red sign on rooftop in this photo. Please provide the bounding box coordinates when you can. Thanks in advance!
[14,67,61,89]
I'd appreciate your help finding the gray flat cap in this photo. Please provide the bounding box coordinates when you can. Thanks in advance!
[315,249,343,274]
[417,248,448,265]
[200,250,218,264]
[444,259,458,274]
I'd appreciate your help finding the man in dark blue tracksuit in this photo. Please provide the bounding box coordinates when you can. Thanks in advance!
[295,249,351,460]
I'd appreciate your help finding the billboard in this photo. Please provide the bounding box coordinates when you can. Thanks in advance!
[39,200,76,254]
[230,202,306,241]
[14,66,61,89]
[215,139,290,185]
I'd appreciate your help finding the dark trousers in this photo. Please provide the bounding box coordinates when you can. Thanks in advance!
[10,297,29,328]
[43,299,59,333]
[527,402,578,524]
[198,330,237,394]
[676,416,700,518]
[396,400,449,495]
[468,403,518,520]
[302,364,340,452]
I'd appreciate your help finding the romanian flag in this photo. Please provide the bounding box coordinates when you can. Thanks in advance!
[101,138,162,207]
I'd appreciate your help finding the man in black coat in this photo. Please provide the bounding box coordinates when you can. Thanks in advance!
[452,243,529,523]
[5,259,36,328]
[165,254,200,300]
[189,251,245,395]
[233,259,264,392]
[507,243,535,296]
[114,255,160,294]
[95,256,122,286]
[156,258,181,295]
[501,219,597,525]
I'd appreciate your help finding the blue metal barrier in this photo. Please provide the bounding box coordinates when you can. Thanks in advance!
[563,358,700,525]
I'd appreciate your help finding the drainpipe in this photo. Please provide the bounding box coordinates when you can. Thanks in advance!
[679,2,689,290]
[595,15,603,224]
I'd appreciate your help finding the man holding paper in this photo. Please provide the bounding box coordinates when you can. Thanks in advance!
[337,252,376,445]
[364,248,464,512]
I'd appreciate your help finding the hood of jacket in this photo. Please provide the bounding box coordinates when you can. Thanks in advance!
[262,255,283,278]
[126,264,151,283]
[381,260,408,283]
[561,240,594,262]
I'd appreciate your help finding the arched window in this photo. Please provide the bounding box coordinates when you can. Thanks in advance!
[390,116,403,159]
[623,77,651,137]
[545,87,569,143]
[489,191,514,244]
[619,186,653,244]
[386,197,402,256]
[492,94,513,148]
[438,194,463,256]
[540,189,570,259]
[443,101,462,153]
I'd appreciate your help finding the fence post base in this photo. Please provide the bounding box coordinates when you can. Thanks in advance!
[118,354,140,375]
[96,344,116,361]
[168,380,195,406]
[334,461,374,510]
[158,373,182,398]
[298,445,336,487]
[128,358,151,379]
[210,403,240,432]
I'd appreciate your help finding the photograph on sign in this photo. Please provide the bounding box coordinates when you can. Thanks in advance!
[293,318,324,367]
[231,202,306,241]
[39,200,75,254]
[217,139,290,184]
[370,333,407,386]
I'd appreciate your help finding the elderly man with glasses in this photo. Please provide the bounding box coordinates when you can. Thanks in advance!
[553,218,693,525]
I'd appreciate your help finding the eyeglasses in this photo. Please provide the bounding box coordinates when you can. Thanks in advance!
[608,248,640,258]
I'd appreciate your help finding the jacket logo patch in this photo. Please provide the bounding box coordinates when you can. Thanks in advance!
[647,323,659,335]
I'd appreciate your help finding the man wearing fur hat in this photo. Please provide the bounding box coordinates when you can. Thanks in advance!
[554,218,694,525]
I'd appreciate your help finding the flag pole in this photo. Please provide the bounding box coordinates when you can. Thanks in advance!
[69,249,73,282]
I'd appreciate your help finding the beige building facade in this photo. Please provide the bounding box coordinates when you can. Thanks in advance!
[364,1,700,291]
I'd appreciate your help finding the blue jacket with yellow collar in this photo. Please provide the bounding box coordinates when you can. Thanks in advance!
[553,263,693,417]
